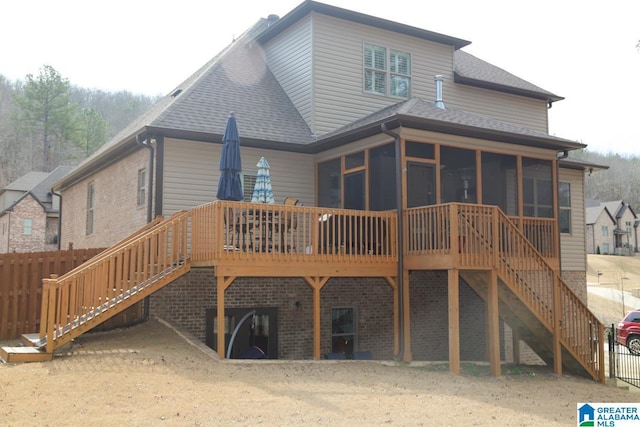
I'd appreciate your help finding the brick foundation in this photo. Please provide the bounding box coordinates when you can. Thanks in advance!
[150,270,394,360]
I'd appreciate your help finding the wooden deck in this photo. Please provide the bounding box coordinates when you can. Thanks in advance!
[0,201,605,383]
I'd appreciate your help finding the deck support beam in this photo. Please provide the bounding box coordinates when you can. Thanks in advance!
[216,275,235,359]
[448,269,460,375]
[401,270,411,362]
[304,277,329,360]
[487,269,501,377]
[385,276,400,356]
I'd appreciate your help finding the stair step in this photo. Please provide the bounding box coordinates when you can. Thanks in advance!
[0,346,53,363]
[21,333,46,348]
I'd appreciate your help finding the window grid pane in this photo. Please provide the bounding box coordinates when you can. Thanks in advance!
[23,219,33,235]
[390,50,410,75]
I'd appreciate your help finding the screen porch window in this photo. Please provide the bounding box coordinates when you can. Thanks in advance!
[522,158,553,218]
[364,43,410,99]
[559,182,571,234]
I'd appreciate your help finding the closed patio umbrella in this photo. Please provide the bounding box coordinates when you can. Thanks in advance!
[216,114,244,201]
[251,156,275,204]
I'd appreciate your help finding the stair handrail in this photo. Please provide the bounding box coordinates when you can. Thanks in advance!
[491,207,604,382]
[39,210,191,352]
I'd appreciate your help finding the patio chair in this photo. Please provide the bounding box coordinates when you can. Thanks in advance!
[280,197,300,252]
[224,208,253,251]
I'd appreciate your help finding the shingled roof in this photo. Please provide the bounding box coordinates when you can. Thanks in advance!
[454,51,563,103]
[55,1,578,190]
[56,18,313,189]
[315,97,584,152]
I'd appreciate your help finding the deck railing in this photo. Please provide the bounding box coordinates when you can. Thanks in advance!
[38,202,396,353]
[405,203,604,382]
[191,201,397,264]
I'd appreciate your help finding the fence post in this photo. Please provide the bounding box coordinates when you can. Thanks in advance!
[608,323,616,379]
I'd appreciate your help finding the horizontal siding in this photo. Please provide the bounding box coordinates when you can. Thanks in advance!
[263,16,314,132]
[163,139,316,215]
[447,84,549,133]
[311,13,453,136]
[301,13,549,136]
[559,168,586,271]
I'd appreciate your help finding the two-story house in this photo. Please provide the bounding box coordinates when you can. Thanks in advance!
[586,200,637,255]
[0,166,72,253]
[4,1,605,381]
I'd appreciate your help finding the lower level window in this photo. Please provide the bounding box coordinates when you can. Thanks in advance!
[332,307,356,357]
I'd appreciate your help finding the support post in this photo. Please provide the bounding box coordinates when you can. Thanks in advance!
[402,269,412,362]
[304,277,329,360]
[552,275,563,377]
[448,269,460,374]
[487,269,501,377]
[216,275,235,359]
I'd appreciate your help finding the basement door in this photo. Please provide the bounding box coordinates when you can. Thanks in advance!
[205,307,278,359]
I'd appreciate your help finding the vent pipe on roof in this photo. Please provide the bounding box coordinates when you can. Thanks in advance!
[434,75,445,109]
[267,14,279,26]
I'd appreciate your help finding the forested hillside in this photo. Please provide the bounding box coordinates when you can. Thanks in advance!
[572,150,640,210]
[0,65,160,187]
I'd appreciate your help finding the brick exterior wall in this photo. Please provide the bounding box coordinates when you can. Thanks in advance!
[561,270,587,303]
[0,215,9,253]
[3,195,48,253]
[408,270,503,362]
[59,148,150,249]
[147,267,587,367]
[150,269,395,360]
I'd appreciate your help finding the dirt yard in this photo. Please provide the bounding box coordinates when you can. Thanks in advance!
[1,316,637,426]
[2,254,639,426]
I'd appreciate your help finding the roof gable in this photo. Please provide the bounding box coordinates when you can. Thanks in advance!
[586,205,615,225]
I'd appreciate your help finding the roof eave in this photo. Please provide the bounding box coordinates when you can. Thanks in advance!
[314,114,584,152]
[53,131,145,191]
[257,0,470,50]
[454,72,564,103]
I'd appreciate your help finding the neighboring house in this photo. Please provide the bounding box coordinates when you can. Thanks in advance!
[586,205,615,254]
[586,200,637,255]
[0,166,72,253]
[39,1,604,379]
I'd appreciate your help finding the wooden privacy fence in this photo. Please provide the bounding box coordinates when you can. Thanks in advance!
[0,246,105,340]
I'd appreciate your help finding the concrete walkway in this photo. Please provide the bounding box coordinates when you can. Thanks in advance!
[587,284,640,312]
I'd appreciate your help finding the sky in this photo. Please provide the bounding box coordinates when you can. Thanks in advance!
[2,0,639,156]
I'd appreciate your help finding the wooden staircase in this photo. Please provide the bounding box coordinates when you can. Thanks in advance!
[0,212,191,362]
[456,205,604,382]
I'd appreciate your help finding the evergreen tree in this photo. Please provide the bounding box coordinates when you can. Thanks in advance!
[13,65,79,171]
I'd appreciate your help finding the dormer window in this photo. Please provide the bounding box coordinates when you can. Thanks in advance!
[364,43,411,99]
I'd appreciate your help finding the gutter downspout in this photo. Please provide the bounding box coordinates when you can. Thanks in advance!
[52,188,63,250]
[137,135,156,321]
[136,135,155,223]
[381,122,405,361]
